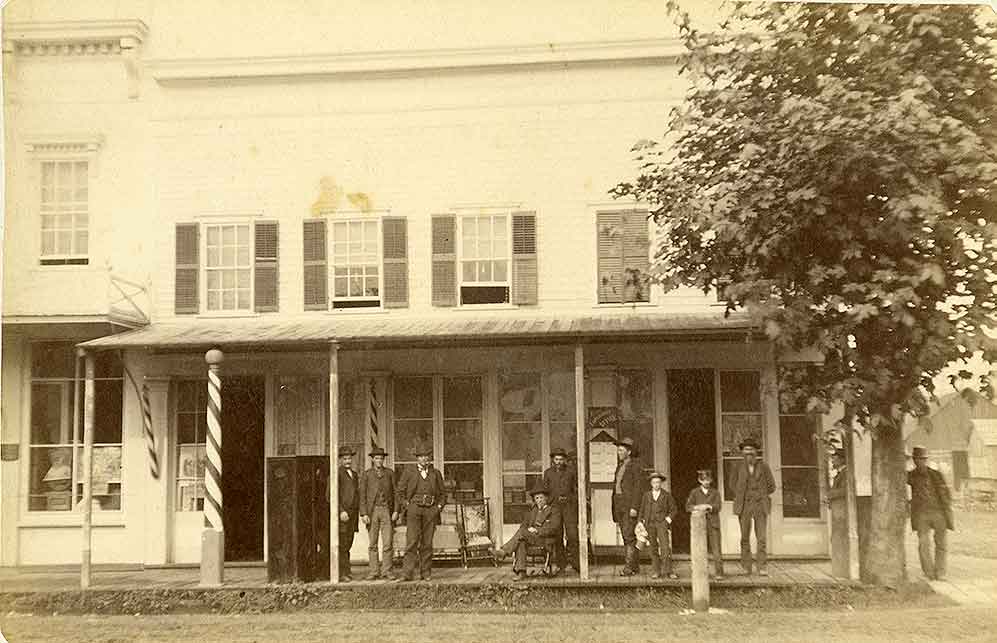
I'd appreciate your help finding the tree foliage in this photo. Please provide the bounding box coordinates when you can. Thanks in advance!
[615,2,997,429]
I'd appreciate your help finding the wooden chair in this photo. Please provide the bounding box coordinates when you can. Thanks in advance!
[457,498,497,568]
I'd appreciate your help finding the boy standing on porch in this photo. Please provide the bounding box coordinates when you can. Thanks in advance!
[359,447,398,580]
[730,438,776,576]
[637,472,678,579]
[397,446,445,582]
[685,469,724,580]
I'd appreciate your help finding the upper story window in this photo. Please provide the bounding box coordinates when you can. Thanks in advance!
[174,220,279,315]
[459,213,510,305]
[40,160,89,266]
[302,215,409,311]
[596,210,650,304]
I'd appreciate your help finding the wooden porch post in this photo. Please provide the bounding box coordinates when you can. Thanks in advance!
[574,344,590,580]
[844,429,860,581]
[328,341,340,583]
[80,350,95,590]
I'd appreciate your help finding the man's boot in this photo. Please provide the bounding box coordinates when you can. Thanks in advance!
[619,545,637,576]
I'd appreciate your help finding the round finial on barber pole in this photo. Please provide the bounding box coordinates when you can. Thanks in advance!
[205,348,225,366]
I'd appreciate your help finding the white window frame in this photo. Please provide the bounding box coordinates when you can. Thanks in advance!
[200,220,255,315]
[327,215,383,310]
[456,209,512,307]
[38,158,91,265]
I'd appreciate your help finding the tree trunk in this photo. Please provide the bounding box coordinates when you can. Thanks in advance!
[864,422,907,586]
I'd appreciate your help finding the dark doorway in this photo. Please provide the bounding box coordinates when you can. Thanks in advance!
[222,376,266,561]
[667,369,717,553]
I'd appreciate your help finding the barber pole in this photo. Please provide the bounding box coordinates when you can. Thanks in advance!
[201,348,225,586]
[368,378,381,453]
[123,365,161,480]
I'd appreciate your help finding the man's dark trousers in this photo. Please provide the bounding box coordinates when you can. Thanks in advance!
[404,504,438,579]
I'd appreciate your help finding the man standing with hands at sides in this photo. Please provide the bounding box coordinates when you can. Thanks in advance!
[637,472,678,579]
[359,447,398,580]
[908,446,953,581]
[612,437,644,576]
[730,438,776,576]
[543,448,579,573]
[397,445,445,582]
[330,446,360,582]
[685,469,724,580]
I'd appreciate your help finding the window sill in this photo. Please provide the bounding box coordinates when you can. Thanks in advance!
[455,304,518,311]
[594,302,657,309]
[18,512,126,528]
[195,312,260,319]
[31,264,96,273]
[326,307,389,316]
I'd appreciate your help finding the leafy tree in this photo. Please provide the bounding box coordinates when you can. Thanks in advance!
[614,2,997,585]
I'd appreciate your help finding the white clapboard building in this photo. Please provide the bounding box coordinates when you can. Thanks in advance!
[1,0,837,569]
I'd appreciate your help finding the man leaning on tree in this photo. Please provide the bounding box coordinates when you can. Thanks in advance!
[907,446,954,581]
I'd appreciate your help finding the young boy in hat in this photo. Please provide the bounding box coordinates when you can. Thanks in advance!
[396,446,446,581]
[359,446,398,580]
[331,446,360,581]
[637,472,678,579]
[494,483,563,580]
[542,447,578,572]
[685,469,724,580]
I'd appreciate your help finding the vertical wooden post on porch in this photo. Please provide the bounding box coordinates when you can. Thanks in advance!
[80,350,96,590]
[844,429,860,581]
[690,507,710,612]
[328,341,340,584]
[201,348,225,587]
[574,344,590,581]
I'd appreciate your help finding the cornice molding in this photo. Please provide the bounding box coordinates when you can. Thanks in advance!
[149,37,684,83]
[24,133,104,155]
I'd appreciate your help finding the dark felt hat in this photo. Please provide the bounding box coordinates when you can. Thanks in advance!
[739,438,761,451]
[649,471,667,481]
[369,447,388,457]
[550,448,568,458]
[912,446,929,459]
[529,483,550,498]
[614,437,636,451]
[338,446,356,457]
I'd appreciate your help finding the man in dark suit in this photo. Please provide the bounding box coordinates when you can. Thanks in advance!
[637,471,678,579]
[908,446,954,581]
[542,447,579,572]
[494,484,563,580]
[359,447,398,580]
[730,438,776,576]
[396,446,446,582]
[612,437,644,576]
[685,469,724,579]
[335,446,360,581]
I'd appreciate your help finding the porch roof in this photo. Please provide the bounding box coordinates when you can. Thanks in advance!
[77,309,758,352]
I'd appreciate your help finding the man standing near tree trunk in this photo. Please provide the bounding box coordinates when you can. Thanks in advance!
[731,438,775,576]
[907,446,954,581]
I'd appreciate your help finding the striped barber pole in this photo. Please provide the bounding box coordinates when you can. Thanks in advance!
[141,383,160,479]
[368,378,381,453]
[204,362,223,531]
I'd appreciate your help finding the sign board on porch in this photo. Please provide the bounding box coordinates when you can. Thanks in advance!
[588,429,617,483]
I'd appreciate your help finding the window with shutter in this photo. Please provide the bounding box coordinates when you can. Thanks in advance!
[175,223,199,314]
[303,220,328,310]
[511,212,538,305]
[330,219,381,309]
[382,217,408,308]
[597,210,650,304]
[203,223,252,312]
[431,214,457,307]
[254,222,279,312]
[457,212,511,305]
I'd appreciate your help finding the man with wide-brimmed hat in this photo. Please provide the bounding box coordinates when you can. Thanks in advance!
[494,483,563,580]
[331,445,360,581]
[396,445,446,581]
[637,471,678,579]
[907,446,953,580]
[542,447,579,571]
[729,437,776,576]
[359,446,398,580]
[612,436,644,575]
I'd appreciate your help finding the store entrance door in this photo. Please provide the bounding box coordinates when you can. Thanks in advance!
[221,376,266,561]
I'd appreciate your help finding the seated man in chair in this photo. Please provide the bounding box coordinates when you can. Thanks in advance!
[494,484,563,580]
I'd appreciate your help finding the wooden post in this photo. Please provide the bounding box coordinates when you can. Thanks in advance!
[328,341,340,584]
[690,507,710,612]
[80,351,96,590]
[574,344,590,581]
[815,432,831,551]
[844,429,860,581]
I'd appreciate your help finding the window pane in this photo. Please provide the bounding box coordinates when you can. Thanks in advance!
[177,413,197,445]
[236,224,249,247]
[393,377,433,419]
[222,246,235,267]
[720,371,762,412]
[443,377,482,418]
[444,419,482,461]
[32,342,77,378]
[94,379,123,443]
[206,291,220,311]
[222,225,235,246]
[502,422,542,472]
[393,419,434,461]
[31,382,71,444]
[207,226,220,246]
[550,422,577,457]
[75,445,122,510]
[547,372,575,422]
[493,260,507,282]
[721,414,764,459]
[443,462,483,503]
[75,231,88,254]
[503,473,541,525]
[222,290,235,310]
[28,446,74,511]
[780,415,818,466]
[334,277,348,297]
[57,231,72,254]
[782,468,820,518]
[477,261,491,281]
[619,370,654,470]
[177,380,200,413]
[500,373,541,422]
[463,261,477,282]
[238,289,250,309]
[41,232,56,255]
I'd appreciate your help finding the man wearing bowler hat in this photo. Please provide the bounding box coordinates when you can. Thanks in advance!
[730,437,776,576]
[637,471,678,579]
[494,483,563,580]
[396,445,446,581]
[359,446,398,580]
[612,436,644,576]
[330,445,360,581]
[543,447,579,571]
[907,446,953,580]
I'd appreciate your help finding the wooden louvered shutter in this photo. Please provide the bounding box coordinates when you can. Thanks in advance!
[621,210,650,303]
[431,214,457,307]
[596,212,623,304]
[382,217,408,308]
[254,222,279,312]
[303,219,328,310]
[175,223,199,314]
[511,211,538,305]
